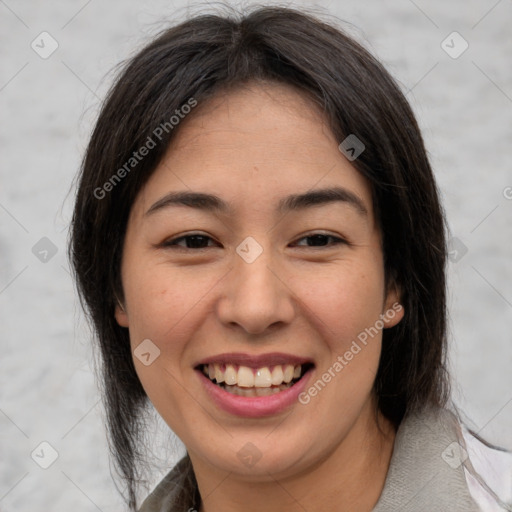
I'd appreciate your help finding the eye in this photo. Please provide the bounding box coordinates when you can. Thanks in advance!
[160,232,348,251]
[161,233,220,250]
[292,233,348,248]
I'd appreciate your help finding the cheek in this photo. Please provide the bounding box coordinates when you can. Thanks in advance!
[122,265,209,421]
[123,263,209,341]
[297,258,386,348]
[294,264,385,424]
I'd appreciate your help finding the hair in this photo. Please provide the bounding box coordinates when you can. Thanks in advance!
[69,4,451,509]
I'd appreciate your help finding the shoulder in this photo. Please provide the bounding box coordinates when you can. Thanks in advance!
[373,405,512,511]
[138,409,512,512]
[138,455,198,512]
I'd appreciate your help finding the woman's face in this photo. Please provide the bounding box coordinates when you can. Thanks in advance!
[115,82,403,480]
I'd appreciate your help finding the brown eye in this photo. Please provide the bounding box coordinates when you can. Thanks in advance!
[293,233,348,248]
[162,234,219,249]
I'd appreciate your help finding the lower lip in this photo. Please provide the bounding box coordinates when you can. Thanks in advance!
[197,368,313,418]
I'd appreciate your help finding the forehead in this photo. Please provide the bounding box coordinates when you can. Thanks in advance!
[171,81,337,158]
[133,82,375,224]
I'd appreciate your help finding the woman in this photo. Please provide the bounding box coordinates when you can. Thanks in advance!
[68,5,512,511]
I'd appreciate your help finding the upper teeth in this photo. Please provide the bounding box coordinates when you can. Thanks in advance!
[203,363,302,388]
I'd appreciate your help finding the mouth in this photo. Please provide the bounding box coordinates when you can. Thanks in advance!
[193,352,315,416]
[197,362,314,397]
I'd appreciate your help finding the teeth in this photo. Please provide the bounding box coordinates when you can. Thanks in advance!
[237,366,254,387]
[202,363,304,388]
[223,384,289,397]
[225,364,237,385]
[214,363,224,384]
[283,364,294,383]
[271,365,284,385]
[254,367,272,387]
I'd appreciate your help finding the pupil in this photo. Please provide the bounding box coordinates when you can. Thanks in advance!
[187,235,208,248]
[308,234,328,246]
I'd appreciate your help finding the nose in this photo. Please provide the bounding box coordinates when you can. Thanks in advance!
[216,244,295,335]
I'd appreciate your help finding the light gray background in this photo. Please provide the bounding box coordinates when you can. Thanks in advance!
[1,0,511,510]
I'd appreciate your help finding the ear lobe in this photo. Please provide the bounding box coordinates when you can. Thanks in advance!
[383,283,404,328]
[115,303,129,327]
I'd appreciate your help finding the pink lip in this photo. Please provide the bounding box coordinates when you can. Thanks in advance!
[194,352,313,369]
[196,366,314,418]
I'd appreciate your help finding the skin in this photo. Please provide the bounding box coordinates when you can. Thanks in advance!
[115,81,404,512]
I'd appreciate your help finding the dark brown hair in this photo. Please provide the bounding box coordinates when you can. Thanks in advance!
[69,5,450,509]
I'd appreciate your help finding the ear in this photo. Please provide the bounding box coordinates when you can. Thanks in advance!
[382,281,404,328]
[115,301,129,327]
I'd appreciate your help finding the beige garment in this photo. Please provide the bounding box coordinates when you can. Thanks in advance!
[371,406,481,511]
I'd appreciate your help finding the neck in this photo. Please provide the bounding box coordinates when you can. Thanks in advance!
[193,399,397,512]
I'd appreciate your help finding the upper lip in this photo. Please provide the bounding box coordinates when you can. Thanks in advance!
[194,352,314,369]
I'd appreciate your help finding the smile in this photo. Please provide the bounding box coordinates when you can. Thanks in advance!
[200,363,311,396]
[194,352,315,417]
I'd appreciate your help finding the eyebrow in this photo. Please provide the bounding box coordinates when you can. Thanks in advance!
[145,186,368,218]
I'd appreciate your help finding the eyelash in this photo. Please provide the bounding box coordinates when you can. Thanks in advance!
[161,232,349,250]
